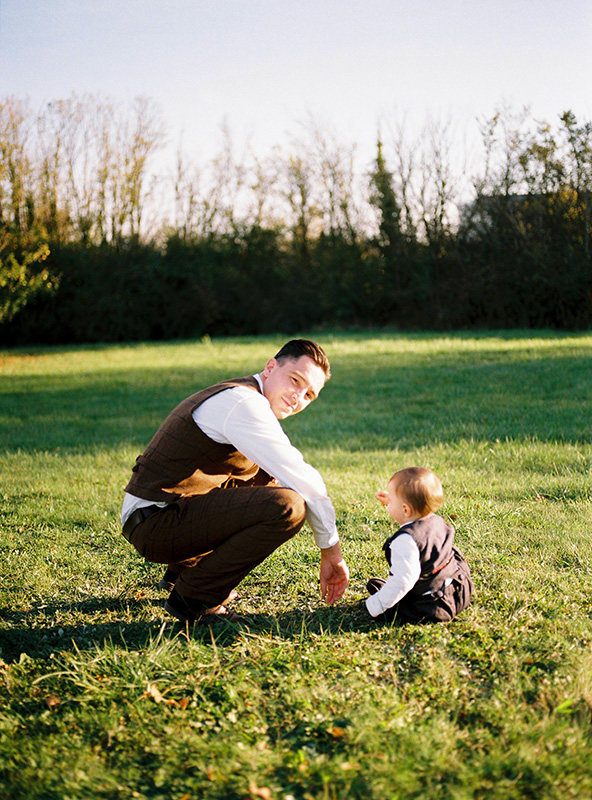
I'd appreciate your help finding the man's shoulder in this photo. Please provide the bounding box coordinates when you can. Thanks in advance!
[187,375,261,404]
[220,375,261,391]
[193,376,269,422]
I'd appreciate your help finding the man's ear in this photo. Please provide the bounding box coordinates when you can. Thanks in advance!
[262,358,277,379]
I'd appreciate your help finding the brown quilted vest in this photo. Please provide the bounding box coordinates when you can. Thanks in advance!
[124,376,263,502]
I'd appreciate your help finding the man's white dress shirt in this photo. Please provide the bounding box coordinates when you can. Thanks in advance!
[121,375,339,549]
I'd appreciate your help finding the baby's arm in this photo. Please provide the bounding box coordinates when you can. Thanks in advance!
[365,533,421,617]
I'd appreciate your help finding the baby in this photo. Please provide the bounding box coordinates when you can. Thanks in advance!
[365,467,474,623]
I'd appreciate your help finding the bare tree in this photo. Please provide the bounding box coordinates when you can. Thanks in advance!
[276,147,320,268]
[120,96,166,239]
[382,113,417,239]
[417,115,461,248]
[561,110,592,258]
[0,96,34,232]
[171,124,250,239]
[172,141,204,238]
[296,115,365,244]
[475,104,532,197]
[248,149,281,230]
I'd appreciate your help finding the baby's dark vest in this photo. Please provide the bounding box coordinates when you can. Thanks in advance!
[124,376,262,503]
[383,515,457,598]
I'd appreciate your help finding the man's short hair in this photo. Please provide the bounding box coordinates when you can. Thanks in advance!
[274,339,331,379]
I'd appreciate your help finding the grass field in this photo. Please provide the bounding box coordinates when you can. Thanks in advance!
[1,330,592,800]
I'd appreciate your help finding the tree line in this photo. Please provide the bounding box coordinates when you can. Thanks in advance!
[1,94,591,345]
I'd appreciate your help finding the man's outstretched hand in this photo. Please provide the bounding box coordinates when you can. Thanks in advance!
[320,542,349,604]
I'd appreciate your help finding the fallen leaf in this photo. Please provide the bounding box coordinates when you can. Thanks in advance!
[45,694,61,710]
[143,684,164,703]
[248,780,273,799]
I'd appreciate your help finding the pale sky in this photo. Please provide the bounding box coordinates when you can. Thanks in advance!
[1,0,591,168]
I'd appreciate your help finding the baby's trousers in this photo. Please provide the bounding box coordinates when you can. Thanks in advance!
[380,550,474,624]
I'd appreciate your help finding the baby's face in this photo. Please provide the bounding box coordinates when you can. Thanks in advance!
[383,482,411,525]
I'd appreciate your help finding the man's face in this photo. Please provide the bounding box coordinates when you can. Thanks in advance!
[261,355,327,420]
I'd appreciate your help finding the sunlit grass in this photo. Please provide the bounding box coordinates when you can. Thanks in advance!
[1,330,592,799]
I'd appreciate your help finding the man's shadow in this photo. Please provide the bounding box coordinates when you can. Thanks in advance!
[0,597,374,663]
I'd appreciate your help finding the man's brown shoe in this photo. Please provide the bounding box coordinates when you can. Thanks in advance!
[164,588,247,625]
[159,568,180,591]
[159,569,240,605]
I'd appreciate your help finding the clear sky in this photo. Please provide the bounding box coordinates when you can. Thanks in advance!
[1,0,591,167]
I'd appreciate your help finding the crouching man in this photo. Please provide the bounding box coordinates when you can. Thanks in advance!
[120,339,349,625]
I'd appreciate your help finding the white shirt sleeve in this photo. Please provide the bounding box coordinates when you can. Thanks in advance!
[192,380,339,549]
[365,532,421,617]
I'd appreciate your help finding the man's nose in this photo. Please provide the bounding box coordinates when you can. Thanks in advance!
[292,387,306,405]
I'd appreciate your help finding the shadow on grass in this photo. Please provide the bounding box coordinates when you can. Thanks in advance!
[0,598,377,663]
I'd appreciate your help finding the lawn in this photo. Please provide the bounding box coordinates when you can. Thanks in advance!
[1,331,591,799]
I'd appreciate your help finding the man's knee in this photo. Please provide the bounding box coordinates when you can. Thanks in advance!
[271,488,307,533]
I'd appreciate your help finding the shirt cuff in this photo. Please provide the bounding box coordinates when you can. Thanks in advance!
[314,527,340,549]
[365,594,385,617]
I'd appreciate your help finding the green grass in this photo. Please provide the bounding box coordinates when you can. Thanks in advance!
[1,330,592,799]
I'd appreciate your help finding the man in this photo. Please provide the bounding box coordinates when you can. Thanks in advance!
[120,339,349,624]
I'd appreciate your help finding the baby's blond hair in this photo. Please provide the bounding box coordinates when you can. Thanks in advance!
[389,467,443,516]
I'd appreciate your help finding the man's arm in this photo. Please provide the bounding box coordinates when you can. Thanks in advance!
[195,383,349,601]
[194,385,340,549]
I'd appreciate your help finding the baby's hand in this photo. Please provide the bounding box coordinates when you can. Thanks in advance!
[375,491,389,507]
